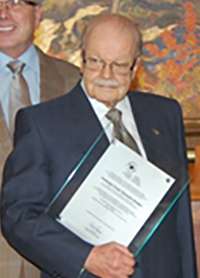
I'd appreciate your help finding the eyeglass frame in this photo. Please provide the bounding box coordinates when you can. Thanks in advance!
[82,51,138,76]
[0,0,37,9]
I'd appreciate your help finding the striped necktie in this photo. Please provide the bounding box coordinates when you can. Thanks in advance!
[106,108,141,154]
[7,60,31,134]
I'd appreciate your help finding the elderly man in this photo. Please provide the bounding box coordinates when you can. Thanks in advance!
[0,0,80,277]
[1,13,197,278]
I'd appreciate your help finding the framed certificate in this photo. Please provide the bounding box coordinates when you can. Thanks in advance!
[46,128,189,256]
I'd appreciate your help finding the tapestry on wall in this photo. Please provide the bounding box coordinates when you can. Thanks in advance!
[35,0,200,123]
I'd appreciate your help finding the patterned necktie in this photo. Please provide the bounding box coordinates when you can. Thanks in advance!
[106,108,141,154]
[7,60,31,134]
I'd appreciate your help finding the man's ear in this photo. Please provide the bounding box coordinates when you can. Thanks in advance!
[131,57,140,80]
[80,50,85,74]
[34,5,43,29]
[80,61,84,74]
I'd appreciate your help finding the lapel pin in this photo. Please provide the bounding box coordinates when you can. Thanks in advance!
[152,128,160,135]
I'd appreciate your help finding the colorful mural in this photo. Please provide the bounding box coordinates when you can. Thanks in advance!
[34,0,200,119]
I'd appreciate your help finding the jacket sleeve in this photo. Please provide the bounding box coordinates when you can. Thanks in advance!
[175,103,197,278]
[1,108,93,278]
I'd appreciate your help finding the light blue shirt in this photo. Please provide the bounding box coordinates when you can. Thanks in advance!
[0,45,40,125]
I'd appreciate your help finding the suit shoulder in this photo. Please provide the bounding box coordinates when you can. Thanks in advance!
[20,83,78,116]
[25,93,68,115]
[37,47,80,76]
[130,91,182,112]
[43,53,79,73]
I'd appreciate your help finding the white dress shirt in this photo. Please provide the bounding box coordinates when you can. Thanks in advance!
[81,80,147,158]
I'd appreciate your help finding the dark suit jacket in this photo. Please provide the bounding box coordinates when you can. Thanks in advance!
[0,47,80,278]
[1,83,197,278]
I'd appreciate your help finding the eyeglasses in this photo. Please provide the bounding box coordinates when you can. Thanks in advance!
[0,0,37,9]
[83,55,137,75]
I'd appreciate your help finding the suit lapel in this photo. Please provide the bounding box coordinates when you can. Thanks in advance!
[129,93,178,178]
[70,88,164,168]
[128,93,166,168]
[37,49,65,102]
[48,84,109,216]
[67,83,109,154]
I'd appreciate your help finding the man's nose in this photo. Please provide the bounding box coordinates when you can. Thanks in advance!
[100,63,113,79]
[0,3,9,19]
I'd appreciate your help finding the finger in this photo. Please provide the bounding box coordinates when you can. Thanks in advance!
[112,259,135,276]
[120,254,136,267]
[105,269,131,278]
[84,243,135,278]
[120,264,135,276]
[112,242,134,258]
[110,252,135,274]
[111,256,134,271]
[106,266,135,278]
[112,250,135,269]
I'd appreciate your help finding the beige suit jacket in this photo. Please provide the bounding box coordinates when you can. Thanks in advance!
[0,47,80,278]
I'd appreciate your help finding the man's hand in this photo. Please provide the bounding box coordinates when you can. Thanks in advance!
[84,242,135,278]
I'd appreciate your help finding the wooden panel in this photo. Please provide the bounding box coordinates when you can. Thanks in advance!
[192,202,200,276]
[189,146,200,200]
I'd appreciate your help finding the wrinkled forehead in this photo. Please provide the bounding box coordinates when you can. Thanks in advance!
[85,26,138,58]
[83,15,142,57]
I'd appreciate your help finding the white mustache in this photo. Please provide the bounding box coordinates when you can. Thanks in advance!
[94,79,119,87]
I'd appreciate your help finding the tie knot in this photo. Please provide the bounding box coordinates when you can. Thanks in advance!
[7,60,25,74]
[106,108,122,125]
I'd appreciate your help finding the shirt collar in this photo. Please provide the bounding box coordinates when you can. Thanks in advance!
[0,45,39,73]
[81,80,110,119]
[81,79,130,119]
